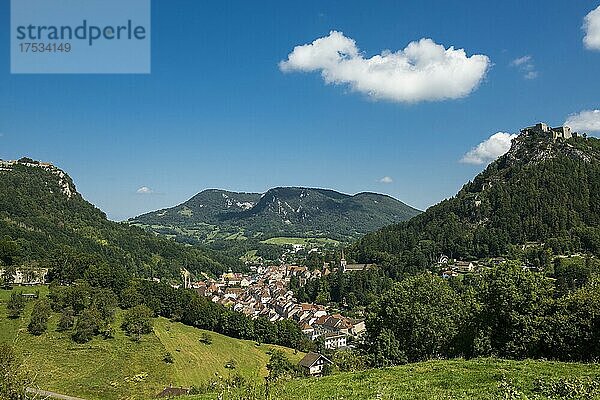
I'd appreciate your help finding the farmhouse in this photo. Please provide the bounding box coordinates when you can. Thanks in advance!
[298,352,332,376]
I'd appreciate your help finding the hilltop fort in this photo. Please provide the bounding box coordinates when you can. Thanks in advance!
[521,122,580,141]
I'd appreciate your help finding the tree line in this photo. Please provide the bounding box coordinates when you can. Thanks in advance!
[364,258,600,366]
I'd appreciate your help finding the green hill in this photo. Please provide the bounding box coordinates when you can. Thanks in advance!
[352,128,600,277]
[0,286,302,400]
[187,358,600,400]
[129,187,420,244]
[0,158,237,281]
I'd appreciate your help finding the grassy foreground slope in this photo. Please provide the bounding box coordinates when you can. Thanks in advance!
[154,318,304,386]
[189,358,600,400]
[0,287,302,400]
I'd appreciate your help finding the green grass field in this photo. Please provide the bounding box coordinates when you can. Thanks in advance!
[0,286,302,400]
[261,237,340,246]
[186,358,600,400]
[4,287,600,400]
[153,318,303,386]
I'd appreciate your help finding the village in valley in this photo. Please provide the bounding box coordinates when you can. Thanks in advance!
[180,251,368,357]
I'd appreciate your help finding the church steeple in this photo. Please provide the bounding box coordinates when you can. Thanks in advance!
[340,248,347,271]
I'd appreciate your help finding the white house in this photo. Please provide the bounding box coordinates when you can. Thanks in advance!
[298,352,332,376]
[324,332,347,350]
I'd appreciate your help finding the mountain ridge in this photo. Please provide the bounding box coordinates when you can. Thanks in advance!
[130,186,421,243]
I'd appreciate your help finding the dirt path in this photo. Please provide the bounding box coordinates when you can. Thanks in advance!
[26,387,87,400]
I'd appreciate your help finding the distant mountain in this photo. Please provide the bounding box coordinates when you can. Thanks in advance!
[129,187,420,243]
[0,158,236,281]
[352,124,600,278]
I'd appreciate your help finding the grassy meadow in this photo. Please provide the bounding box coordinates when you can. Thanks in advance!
[260,237,340,246]
[186,358,600,400]
[0,286,302,400]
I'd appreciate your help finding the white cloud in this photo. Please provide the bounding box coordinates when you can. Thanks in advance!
[510,55,532,66]
[379,176,393,184]
[510,55,538,79]
[584,6,600,50]
[136,186,154,194]
[279,31,490,103]
[565,109,600,132]
[461,132,517,165]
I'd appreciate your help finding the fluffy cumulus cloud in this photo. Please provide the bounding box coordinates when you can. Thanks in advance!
[461,132,517,165]
[510,55,538,79]
[136,186,154,194]
[584,6,600,50]
[379,176,393,184]
[279,31,490,103]
[565,109,600,132]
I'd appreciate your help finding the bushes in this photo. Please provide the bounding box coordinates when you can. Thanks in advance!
[200,332,213,345]
[57,307,75,331]
[0,344,32,400]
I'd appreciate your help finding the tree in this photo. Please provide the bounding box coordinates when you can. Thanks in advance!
[119,285,142,309]
[121,305,154,341]
[472,262,554,359]
[0,237,20,268]
[91,288,118,322]
[1,265,16,287]
[72,308,101,343]
[266,349,297,381]
[57,307,75,331]
[6,292,25,319]
[27,299,51,335]
[48,281,92,315]
[365,274,466,365]
[332,349,367,372]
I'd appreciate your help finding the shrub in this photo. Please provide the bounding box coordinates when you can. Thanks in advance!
[200,332,213,345]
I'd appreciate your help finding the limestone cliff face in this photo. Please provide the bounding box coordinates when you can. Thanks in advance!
[0,158,76,199]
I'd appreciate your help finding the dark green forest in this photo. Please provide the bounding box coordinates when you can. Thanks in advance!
[352,133,600,278]
[364,258,600,366]
[130,187,421,243]
[0,160,239,281]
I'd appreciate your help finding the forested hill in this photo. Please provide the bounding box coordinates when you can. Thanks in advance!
[352,129,600,278]
[130,187,420,243]
[0,158,236,282]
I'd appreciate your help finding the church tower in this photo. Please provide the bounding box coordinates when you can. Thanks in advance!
[340,249,347,272]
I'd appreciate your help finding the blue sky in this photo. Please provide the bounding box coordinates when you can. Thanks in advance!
[1,0,599,220]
